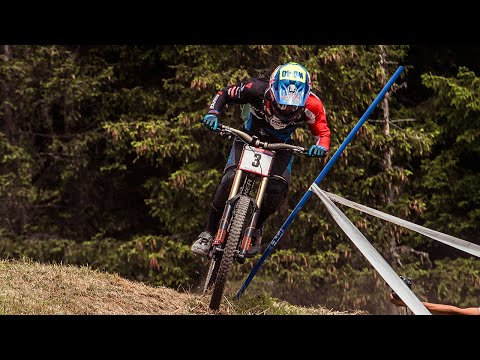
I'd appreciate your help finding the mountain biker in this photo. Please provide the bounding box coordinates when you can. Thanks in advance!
[191,62,331,258]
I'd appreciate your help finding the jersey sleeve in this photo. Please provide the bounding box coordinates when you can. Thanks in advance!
[207,78,260,115]
[305,93,331,151]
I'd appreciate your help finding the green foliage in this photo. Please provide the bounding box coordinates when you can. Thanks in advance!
[144,166,221,234]
[103,117,200,164]
[1,45,479,313]
[417,67,480,239]
[114,235,203,288]
[397,257,480,309]
[0,234,203,289]
[230,290,348,315]
[0,134,36,236]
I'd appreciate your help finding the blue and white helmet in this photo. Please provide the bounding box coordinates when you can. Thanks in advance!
[268,62,311,123]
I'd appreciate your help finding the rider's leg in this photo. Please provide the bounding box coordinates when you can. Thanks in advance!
[245,175,289,257]
[256,175,289,228]
[256,148,292,228]
[191,140,243,256]
[191,168,236,256]
[206,168,236,234]
[246,150,292,257]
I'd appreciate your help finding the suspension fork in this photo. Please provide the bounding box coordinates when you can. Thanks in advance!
[239,176,269,254]
[213,169,244,246]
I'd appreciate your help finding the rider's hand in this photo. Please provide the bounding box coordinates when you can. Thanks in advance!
[308,144,327,158]
[202,113,219,131]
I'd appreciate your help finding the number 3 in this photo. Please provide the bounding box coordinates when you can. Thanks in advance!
[252,153,261,167]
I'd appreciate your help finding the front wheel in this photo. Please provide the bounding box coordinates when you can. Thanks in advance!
[209,195,251,310]
[203,255,221,294]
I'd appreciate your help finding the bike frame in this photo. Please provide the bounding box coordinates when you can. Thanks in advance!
[202,123,308,309]
[212,144,274,262]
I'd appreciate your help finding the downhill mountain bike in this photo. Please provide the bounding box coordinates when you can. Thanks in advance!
[202,122,310,310]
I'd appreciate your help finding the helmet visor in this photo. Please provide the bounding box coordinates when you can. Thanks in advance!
[275,103,299,114]
[271,101,302,123]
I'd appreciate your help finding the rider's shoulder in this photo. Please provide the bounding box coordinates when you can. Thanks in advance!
[237,77,269,94]
[305,92,325,111]
[242,77,268,86]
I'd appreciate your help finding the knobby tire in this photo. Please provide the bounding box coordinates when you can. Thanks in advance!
[209,195,251,310]
[203,256,221,294]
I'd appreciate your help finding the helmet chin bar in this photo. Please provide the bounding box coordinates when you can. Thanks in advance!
[271,101,302,123]
[264,96,302,124]
[277,103,299,113]
[272,105,302,124]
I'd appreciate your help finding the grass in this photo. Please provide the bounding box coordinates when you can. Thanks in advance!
[0,258,366,315]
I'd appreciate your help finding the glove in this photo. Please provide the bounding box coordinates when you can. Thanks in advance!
[202,113,219,131]
[308,145,327,158]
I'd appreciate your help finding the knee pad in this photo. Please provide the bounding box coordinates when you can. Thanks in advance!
[266,175,289,195]
[212,168,236,209]
[258,176,289,222]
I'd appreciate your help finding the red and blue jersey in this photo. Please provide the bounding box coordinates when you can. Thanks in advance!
[207,77,330,151]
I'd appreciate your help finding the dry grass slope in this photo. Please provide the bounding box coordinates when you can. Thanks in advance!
[0,258,366,315]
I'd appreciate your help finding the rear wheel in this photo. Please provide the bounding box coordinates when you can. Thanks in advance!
[209,195,251,310]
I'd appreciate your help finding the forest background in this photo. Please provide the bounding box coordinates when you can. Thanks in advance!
[1,44,479,314]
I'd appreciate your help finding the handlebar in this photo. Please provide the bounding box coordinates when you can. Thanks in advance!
[216,123,309,155]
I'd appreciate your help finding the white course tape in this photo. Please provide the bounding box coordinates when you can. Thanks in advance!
[311,184,431,315]
[320,189,480,258]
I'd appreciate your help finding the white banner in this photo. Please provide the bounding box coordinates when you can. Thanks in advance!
[311,184,431,315]
[321,189,480,258]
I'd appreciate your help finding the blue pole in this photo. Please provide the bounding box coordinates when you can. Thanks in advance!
[236,66,405,299]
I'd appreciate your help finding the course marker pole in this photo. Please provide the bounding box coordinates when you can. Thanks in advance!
[236,66,405,299]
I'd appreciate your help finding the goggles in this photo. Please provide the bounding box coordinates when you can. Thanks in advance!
[273,102,300,115]
[270,101,302,123]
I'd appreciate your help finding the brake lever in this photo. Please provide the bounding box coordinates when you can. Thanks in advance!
[217,129,231,139]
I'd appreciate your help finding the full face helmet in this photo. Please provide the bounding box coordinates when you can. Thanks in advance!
[268,62,311,123]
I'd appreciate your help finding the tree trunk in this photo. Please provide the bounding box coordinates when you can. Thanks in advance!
[379,45,402,315]
[0,45,15,143]
[379,45,400,267]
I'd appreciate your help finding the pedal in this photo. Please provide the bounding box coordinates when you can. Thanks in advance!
[236,252,246,264]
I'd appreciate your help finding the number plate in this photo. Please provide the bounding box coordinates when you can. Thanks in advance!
[238,146,274,176]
